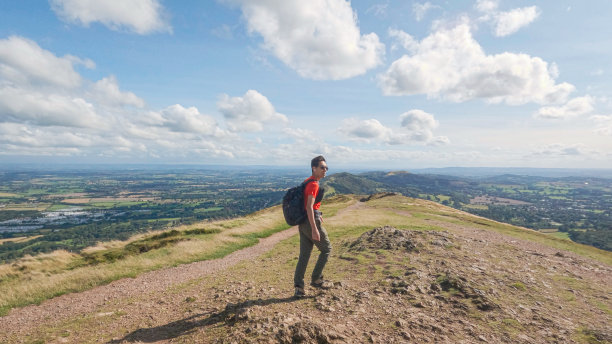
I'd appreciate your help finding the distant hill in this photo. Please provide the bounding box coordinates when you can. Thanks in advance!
[322,171,611,251]
[323,170,469,199]
[322,172,386,195]
[411,167,612,179]
[362,170,470,194]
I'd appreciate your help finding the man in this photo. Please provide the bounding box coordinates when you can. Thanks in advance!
[294,155,332,298]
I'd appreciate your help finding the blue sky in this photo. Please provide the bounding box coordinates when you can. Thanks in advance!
[0,0,611,169]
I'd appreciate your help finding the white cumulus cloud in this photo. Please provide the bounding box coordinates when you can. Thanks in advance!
[218,90,287,132]
[0,36,86,88]
[339,118,392,141]
[400,109,438,131]
[378,24,574,105]
[475,1,540,37]
[338,110,448,145]
[0,86,104,128]
[413,2,440,22]
[493,6,540,37]
[0,36,123,129]
[535,96,595,119]
[229,0,384,80]
[0,122,94,148]
[399,109,442,142]
[90,76,145,108]
[0,35,250,161]
[50,0,171,34]
[158,104,220,135]
[475,0,499,13]
[389,28,418,52]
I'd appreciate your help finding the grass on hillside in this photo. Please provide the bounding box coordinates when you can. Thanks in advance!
[0,197,336,317]
[365,195,612,266]
[0,235,43,245]
[3,194,611,343]
[1,194,609,318]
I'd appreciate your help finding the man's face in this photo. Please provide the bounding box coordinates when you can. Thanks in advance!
[313,161,328,179]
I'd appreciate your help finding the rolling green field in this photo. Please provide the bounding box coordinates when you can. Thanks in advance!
[2,168,611,267]
[0,169,306,262]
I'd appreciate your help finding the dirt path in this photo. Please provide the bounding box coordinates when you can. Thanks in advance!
[1,199,610,344]
[0,200,361,338]
[0,228,296,336]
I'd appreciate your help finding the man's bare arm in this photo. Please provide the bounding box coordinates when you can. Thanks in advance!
[306,194,320,241]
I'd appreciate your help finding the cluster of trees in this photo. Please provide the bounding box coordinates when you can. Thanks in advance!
[0,210,40,222]
[468,205,553,229]
[568,230,612,251]
[0,170,300,262]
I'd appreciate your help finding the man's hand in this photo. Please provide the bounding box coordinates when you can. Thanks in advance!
[312,227,320,242]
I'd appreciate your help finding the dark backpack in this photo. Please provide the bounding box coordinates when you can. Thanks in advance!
[282,178,316,226]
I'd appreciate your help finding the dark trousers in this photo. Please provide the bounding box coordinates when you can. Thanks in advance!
[293,214,331,288]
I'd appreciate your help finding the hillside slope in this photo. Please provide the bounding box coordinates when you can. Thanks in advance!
[1,194,610,343]
[322,171,466,198]
[322,172,387,195]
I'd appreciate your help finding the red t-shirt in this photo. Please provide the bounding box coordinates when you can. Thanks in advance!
[303,177,321,211]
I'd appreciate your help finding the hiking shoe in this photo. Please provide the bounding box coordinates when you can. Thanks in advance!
[294,287,306,298]
[310,278,333,289]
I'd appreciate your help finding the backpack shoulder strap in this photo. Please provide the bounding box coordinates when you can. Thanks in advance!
[301,177,316,187]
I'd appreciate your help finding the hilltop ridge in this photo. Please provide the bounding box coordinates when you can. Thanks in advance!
[0,194,610,343]
[322,172,612,251]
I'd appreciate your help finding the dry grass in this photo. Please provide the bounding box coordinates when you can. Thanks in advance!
[0,235,42,244]
[0,192,18,197]
[61,197,156,204]
[80,239,135,254]
[0,250,79,279]
[2,194,610,318]
[2,204,50,211]
[0,203,307,315]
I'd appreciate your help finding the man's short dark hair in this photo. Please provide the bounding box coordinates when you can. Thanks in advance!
[311,155,326,168]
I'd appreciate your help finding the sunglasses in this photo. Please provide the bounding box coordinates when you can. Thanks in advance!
[319,165,328,171]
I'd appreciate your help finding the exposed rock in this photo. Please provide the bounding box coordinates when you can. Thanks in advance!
[348,226,455,253]
[405,266,417,275]
[349,226,418,251]
[581,328,612,342]
[430,236,453,247]
[413,302,425,308]
[233,307,250,321]
[276,320,334,344]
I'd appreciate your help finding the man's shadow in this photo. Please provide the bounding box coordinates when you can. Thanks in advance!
[107,295,310,343]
